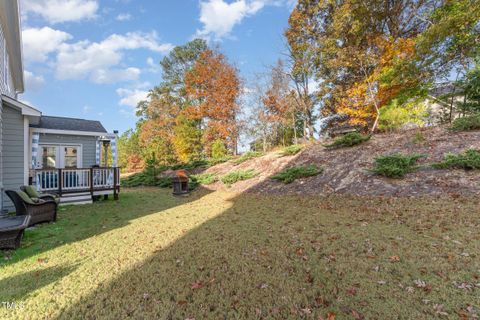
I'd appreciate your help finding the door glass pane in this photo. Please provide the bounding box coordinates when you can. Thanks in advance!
[42,147,56,168]
[64,147,78,168]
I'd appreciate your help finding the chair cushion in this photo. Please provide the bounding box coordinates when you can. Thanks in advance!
[17,191,36,205]
[0,216,30,231]
[24,185,40,199]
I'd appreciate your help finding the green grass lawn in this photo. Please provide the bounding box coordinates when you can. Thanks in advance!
[0,188,479,319]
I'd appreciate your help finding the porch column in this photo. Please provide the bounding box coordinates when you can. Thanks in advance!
[111,135,118,168]
[31,133,40,189]
[95,138,101,166]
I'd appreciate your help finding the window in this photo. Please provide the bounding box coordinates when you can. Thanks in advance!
[42,147,57,169]
[64,147,78,168]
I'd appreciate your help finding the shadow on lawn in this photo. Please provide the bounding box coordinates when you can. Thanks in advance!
[0,265,78,301]
[0,187,212,267]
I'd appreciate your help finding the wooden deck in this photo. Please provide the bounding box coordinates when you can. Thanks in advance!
[33,167,120,205]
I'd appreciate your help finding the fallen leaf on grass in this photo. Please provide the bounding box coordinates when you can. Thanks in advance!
[191,281,204,289]
[389,255,400,262]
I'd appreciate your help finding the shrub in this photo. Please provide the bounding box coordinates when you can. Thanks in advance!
[378,98,427,130]
[412,131,425,144]
[271,165,323,184]
[220,169,257,185]
[325,132,371,148]
[450,114,480,131]
[279,144,304,156]
[233,151,263,165]
[207,156,233,166]
[371,153,423,178]
[170,159,209,171]
[211,139,228,160]
[433,149,480,170]
[121,171,156,187]
[190,172,218,185]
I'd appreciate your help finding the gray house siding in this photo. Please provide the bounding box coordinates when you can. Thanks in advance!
[2,105,23,210]
[38,133,97,168]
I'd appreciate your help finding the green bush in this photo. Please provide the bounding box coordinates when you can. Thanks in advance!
[211,139,228,159]
[233,151,263,165]
[121,172,156,187]
[271,165,323,184]
[170,159,209,171]
[371,153,423,178]
[325,132,371,148]
[450,114,480,131]
[207,156,233,166]
[190,172,218,185]
[220,169,257,185]
[433,149,480,170]
[378,98,427,130]
[412,131,425,144]
[279,144,304,156]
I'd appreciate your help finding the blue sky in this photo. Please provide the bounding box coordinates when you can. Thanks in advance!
[19,0,295,134]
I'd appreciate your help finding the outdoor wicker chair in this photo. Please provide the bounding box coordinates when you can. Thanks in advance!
[21,185,60,205]
[5,190,57,227]
[0,215,30,249]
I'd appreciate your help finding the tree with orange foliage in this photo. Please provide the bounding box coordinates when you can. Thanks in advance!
[185,49,241,155]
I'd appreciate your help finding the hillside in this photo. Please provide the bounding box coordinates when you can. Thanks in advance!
[196,126,480,197]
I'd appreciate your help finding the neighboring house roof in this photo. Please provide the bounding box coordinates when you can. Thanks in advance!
[0,0,24,93]
[30,116,107,133]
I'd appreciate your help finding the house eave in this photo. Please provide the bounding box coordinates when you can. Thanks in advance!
[1,94,41,124]
[30,127,109,137]
[0,0,24,93]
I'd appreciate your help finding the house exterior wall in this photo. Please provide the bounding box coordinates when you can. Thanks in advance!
[38,133,98,168]
[2,105,24,211]
[0,21,15,98]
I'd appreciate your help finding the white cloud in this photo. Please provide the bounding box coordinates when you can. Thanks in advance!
[22,27,72,63]
[116,13,132,21]
[24,70,45,91]
[196,0,265,40]
[116,87,149,108]
[91,67,141,84]
[23,0,99,24]
[55,32,173,83]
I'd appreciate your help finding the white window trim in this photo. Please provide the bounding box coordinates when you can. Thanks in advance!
[38,143,83,169]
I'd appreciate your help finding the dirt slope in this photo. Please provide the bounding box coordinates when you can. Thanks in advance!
[202,126,480,197]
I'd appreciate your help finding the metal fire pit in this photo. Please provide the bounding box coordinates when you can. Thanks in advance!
[172,170,189,195]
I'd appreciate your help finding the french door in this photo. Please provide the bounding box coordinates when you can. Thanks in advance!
[39,145,82,169]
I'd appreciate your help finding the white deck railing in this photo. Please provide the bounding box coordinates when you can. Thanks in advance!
[34,167,120,194]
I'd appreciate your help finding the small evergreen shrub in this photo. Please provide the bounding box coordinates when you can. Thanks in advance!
[412,131,425,144]
[233,151,263,165]
[121,172,156,187]
[279,144,304,156]
[211,139,228,160]
[170,159,209,171]
[371,153,423,178]
[325,132,371,148]
[220,169,257,185]
[433,149,480,170]
[190,172,218,185]
[451,114,480,131]
[271,165,323,184]
[207,156,233,166]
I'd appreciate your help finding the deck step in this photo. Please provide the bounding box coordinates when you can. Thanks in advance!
[59,193,93,205]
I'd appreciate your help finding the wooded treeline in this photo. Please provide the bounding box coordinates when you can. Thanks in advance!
[119,0,479,171]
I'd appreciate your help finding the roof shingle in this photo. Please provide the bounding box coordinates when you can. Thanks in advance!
[30,116,107,133]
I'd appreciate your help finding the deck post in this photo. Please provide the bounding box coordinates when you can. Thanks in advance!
[58,169,62,196]
[90,167,94,198]
[113,167,118,200]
